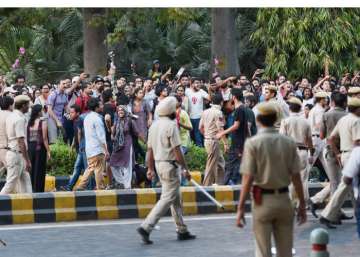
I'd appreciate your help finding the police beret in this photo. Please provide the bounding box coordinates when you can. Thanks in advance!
[348,87,360,94]
[266,85,278,92]
[314,91,328,98]
[287,97,302,106]
[14,95,31,104]
[157,96,177,116]
[348,97,360,107]
[257,102,279,116]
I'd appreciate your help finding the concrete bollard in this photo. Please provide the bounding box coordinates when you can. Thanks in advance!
[310,228,329,257]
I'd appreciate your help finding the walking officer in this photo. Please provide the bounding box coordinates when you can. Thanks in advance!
[137,96,196,244]
[280,96,314,204]
[0,95,32,194]
[319,97,360,228]
[309,92,347,217]
[199,93,228,186]
[236,101,307,257]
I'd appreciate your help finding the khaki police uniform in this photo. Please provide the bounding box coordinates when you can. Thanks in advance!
[280,97,312,203]
[141,97,188,234]
[241,102,302,257]
[0,106,32,194]
[321,100,360,221]
[308,94,329,179]
[199,104,225,186]
[311,107,347,204]
[0,110,12,177]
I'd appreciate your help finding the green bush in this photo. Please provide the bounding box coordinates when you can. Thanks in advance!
[47,141,210,176]
[46,141,76,176]
[185,143,207,172]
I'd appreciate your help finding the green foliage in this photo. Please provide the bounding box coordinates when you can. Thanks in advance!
[252,8,360,80]
[184,143,207,172]
[46,141,76,176]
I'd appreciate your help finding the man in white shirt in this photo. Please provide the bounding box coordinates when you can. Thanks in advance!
[341,146,360,238]
[185,77,210,147]
[75,98,109,190]
[0,96,14,178]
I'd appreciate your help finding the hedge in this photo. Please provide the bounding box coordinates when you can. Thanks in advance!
[46,141,208,176]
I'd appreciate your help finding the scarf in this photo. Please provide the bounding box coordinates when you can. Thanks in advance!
[112,106,128,152]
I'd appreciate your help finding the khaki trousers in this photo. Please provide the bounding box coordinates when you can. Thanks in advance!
[0,151,32,194]
[203,139,225,186]
[252,193,294,257]
[0,149,7,177]
[290,149,309,205]
[76,153,105,190]
[311,146,342,204]
[141,162,187,233]
[321,152,354,221]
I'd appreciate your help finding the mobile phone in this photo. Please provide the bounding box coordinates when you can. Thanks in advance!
[175,67,185,79]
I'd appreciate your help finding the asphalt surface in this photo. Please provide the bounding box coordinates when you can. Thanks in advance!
[0,212,358,257]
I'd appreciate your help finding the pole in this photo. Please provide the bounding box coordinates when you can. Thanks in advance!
[190,179,225,210]
[310,228,329,257]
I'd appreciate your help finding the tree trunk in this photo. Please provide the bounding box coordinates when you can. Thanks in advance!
[83,8,107,76]
[211,8,240,78]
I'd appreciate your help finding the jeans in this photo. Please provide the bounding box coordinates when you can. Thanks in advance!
[66,151,94,190]
[62,118,74,146]
[190,118,203,147]
[224,146,242,185]
[356,197,360,238]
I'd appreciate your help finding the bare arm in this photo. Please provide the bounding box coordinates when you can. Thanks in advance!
[236,173,253,227]
[42,121,51,155]
[47,105,61,125]
[18,137,31,171]
[291,172,307,225]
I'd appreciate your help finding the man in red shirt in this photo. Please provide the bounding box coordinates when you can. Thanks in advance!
[75,82,93,114]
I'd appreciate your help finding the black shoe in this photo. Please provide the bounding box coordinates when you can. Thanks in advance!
[177,231,196,241]
[319,217,337,229]
[331,219,342,225]
[308,199,318,218]
[340,213,353,220]
[136,227,153,245]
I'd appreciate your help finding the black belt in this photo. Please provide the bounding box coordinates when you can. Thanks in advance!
[312,134,320,138]
[0,147,22,153]
[340,150,350,153]
[297,146,308,151]
[261,187,289,195]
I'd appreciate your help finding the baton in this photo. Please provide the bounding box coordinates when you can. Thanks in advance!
[0,239,6,246]
[190,179,225,210]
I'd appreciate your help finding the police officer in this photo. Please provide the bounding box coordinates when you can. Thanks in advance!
[199,93,228,186]
[319,97,360,227]
[0,96,14,177]
[308,91,329,182]
[348,87,360,99]
[236,101,307,257]
[309,92,347,217]
[0,95,32,194]
[280,97,314,204]
[137,96,196,244]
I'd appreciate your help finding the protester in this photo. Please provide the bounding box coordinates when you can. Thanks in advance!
[27,104,50,192]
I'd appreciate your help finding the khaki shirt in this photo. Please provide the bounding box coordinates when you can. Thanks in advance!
[148,116,181,161]
[0,110,12,148]
[199,105,224,139]
[320,107,347,139]
[241,127,301,189]
[330,113,360,152]
[308,103,325,136]
[280,112,312,147]
[6,110,27,152]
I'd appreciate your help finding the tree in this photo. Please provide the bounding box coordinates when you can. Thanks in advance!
[83,8,107,76]
[211,8,240,77]
[252,8,360,80]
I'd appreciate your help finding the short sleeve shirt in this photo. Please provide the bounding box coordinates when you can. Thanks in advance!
[6,110,27,151]
[241,128,301,189]
[179,110,192,147]
[342,147,360,198]
[148,117,181,161]
[185,88,209,119]
[330,113,360,151]
[47,90,68,120]
[199,105,224,138]
[231,105,248,149]
[279,112,312,147]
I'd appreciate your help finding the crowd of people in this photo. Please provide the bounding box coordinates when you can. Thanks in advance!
[0,62,359,235]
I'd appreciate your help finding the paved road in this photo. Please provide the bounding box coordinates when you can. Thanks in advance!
[0,212,358,257]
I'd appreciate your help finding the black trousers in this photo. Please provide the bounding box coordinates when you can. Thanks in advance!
[224,146,242,184]
[28,142,47,192]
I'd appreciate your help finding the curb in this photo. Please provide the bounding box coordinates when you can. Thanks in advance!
[0,183,347,225]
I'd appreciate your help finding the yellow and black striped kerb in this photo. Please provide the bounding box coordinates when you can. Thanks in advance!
[0,186,239,225]
[0,183,333,225]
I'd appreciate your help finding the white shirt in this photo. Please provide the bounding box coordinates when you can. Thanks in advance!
[185,88,209,119]
[342,147,360,198]
[308,103,325,136]
[84,111,106,158]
